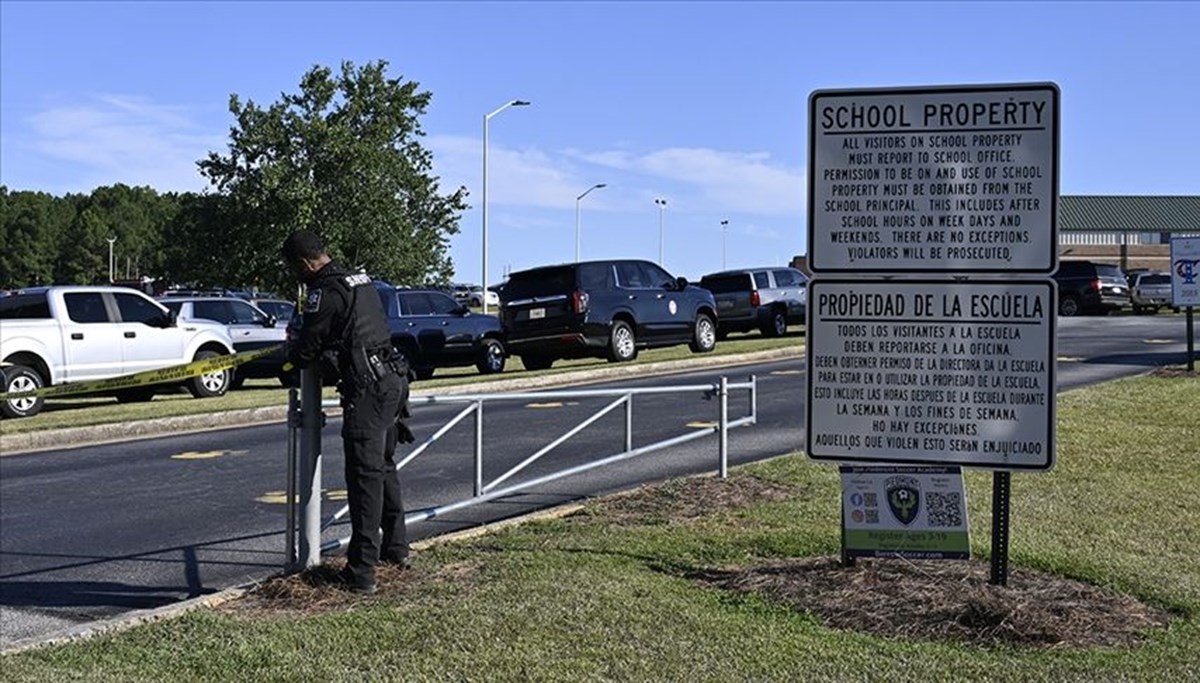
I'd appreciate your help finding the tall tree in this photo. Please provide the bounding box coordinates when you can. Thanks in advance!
[199,60,468,292]
[0,188,77,287]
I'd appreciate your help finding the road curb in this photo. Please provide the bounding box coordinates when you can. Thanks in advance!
[1,347,803,455]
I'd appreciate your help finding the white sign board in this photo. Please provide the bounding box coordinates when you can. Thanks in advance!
[1171,236,1200,307]
[808,83,1059,274]
[806,279,1056,470]
[840,465,970,560]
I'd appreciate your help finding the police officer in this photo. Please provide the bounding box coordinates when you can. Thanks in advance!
[282,230,413,595]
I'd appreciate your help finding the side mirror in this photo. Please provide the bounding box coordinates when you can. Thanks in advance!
[264,315,278,328]
[455,304,470,316]
[152,309,177,328]
[675,276,689,290]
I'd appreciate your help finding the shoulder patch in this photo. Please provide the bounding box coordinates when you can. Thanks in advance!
[305,288,322,313]
[343,273,372,288]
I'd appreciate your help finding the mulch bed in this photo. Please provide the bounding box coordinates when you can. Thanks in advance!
[1150,366,1197,379]
[696,556,1174,649]
[597,474,804,525]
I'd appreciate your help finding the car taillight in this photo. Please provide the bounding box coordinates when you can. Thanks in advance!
[572,290,589,314]
[1090,278,1101,292]
[750,291,761,307]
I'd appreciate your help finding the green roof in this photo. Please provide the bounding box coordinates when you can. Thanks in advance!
[1059,195,1200,232]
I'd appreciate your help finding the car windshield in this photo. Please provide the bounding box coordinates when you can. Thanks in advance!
[1095,265,1125,280]
[700,274,751,294]
[1140,274,1171,285]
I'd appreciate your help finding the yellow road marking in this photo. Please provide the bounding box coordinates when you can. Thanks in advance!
[170,449,248,460]
[688,421,718,429]
[256,488,347,504]
[256,491,296,504]
[770,370,803,375]
[1056,356,1083,362]
[527,402,563,408]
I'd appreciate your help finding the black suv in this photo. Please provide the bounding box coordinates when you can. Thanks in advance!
[499,260,718,370]
[1052,260,1130,316]
[373,282,506,380]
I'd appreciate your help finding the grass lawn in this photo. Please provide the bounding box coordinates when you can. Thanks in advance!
[2,371,1197,681]
[0,333,802,435]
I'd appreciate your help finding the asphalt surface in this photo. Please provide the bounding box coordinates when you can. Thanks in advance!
[0,315,1193,648]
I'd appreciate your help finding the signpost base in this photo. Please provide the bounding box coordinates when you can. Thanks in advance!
[1187,307,1195,372]
[989,472,1011,586]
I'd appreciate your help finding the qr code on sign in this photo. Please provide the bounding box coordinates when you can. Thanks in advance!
[926,491,964,527]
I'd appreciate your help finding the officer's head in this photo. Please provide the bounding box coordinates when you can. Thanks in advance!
[282,230,331,282]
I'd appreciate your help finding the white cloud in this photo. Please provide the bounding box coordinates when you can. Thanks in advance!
[428,135,806,218]
[19,95,224,192]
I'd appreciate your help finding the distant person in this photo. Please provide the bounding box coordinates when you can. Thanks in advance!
[282,230,415,594]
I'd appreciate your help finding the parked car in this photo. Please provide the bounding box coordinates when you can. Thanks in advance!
[0,286,235,418]
[498,259,718,370]
[373,282,507,380]
[449,283,475,303]
[467,286,500,309]
[1130,271,1175,314]
[1051,260,1131,316]
[699,267,808,338]
[161,297,287,387]
[250,298,297,324]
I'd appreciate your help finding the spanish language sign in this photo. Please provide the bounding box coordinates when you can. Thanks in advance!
[1171,236,1200,307]
[806,279,1056,470]
[808,83,1060,273]
[840,465,970,560]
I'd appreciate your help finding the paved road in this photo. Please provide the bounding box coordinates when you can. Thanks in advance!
[0,316,1192,647]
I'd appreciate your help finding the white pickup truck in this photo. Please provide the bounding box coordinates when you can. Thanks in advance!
[0,286,236,418]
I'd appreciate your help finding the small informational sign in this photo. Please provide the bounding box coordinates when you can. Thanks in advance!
[840,465,970,560]
[806,279,1056,470]
[1171,236,1200,307]
[808,83,1059,274]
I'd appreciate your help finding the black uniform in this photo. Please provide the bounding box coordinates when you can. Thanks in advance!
[288,261,411,585]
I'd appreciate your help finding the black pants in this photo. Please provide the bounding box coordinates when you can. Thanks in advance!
[340,371,407,582]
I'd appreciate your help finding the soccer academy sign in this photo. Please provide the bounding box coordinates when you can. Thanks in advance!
[840,465,970,560]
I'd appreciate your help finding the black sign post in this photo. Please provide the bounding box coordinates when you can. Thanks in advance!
[1187,307,1195,372]
[989,471,1012,586]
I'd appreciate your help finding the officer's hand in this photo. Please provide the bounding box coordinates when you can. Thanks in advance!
[395,419,416,444]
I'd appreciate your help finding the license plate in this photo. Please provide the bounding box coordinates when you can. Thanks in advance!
[529,308,545,320]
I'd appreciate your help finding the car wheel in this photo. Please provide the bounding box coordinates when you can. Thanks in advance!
[1058,296,1080,317]
[187,350,231,398]
[1,365,45,419]
[476,338,506,375]
[521,355,554,371]
[762,309,787,337]
[690,314,717,353]
[608,320,638,362]
[115,387,156,404]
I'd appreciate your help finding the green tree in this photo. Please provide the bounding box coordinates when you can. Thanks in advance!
[199,60,468,292]
[0,188,77,287]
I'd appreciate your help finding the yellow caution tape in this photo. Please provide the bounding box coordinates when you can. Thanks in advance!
[0,345,285,400]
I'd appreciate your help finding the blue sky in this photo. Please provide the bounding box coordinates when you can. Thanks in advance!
[2,1,1197,285]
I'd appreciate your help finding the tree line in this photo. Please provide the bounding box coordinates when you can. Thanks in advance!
[1,60,468,296]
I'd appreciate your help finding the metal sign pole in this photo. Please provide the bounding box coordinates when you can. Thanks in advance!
[285,387,299,571]
[298,367,323,569]
[1187,307,1195,372]
[989,471,1012,586]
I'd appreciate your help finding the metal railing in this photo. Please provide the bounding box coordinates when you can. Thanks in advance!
[285,371,757,568]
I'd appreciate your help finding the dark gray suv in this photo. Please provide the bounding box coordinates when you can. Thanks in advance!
[499,260,718,370]
[699,267,808,338]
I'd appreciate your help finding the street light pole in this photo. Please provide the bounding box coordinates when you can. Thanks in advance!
[575,183,607,262]
[107,235,118,283]
[720,220,729,269]
[482,99,530,314]
[654,198,667,266]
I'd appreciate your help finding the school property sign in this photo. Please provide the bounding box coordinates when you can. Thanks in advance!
[808,83,1060,274]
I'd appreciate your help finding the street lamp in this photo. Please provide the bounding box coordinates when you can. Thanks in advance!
[654,198,667,266]
[482,99,530,314]
[107,235,118,283]
[575,183,607,262]
[720,220,729,269]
